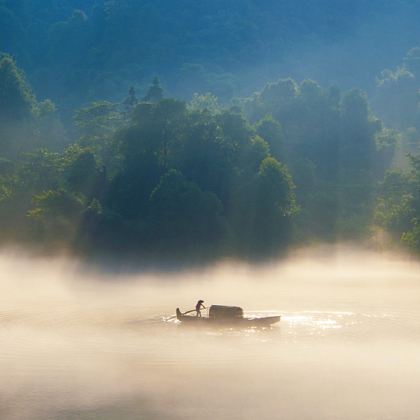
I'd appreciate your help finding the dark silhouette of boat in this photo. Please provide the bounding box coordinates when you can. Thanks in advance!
[176,305,280,327]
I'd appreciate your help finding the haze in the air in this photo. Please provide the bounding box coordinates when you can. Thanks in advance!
[1,1,420,419]
[1,248,420,419]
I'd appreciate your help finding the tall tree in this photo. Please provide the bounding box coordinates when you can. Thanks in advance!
[0,54,34,121]
[143,77,164,103]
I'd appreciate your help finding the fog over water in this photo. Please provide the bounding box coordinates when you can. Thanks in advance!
[1,248,420,420]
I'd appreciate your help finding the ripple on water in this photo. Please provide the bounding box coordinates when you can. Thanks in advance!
[159,310,418,344]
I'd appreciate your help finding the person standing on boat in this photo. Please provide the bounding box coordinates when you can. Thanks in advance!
[195,300,205,317]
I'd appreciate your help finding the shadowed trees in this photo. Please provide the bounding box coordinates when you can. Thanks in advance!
[0,54,34,121]
[143,78,164,103]
[244,78,393,240]
[375,156,420,252]
[0,95,296,259]
[101,99,295,258]
[0,56,415,259]
[0,55,66,157]
[4,0,420,110]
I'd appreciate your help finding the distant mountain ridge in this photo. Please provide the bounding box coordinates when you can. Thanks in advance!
[1,0,420,108]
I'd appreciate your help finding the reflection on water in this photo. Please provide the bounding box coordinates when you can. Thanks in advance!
[1,248,420,419]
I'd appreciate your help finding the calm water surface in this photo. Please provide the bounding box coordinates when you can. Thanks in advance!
[1,249,420,419]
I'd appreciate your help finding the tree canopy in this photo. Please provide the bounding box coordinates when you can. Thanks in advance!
[0,10,420,262]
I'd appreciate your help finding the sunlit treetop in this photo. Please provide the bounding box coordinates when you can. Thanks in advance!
[0,54,34,121]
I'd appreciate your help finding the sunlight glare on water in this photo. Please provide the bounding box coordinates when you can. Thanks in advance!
[1,248,420,419]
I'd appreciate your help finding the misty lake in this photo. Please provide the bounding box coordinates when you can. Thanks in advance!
[1,248,420,420]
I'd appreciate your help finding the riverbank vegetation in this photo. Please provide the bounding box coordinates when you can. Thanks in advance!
[1,1,419,262]
[0,53,419,261]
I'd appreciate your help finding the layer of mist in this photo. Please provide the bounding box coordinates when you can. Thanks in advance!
[1,247,420,420]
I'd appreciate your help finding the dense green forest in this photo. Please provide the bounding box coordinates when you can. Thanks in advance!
[0,2,420,261]
[2,0,420,109]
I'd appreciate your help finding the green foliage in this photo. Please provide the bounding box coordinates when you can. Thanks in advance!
[188,93,220,114]
[375,156,420,252]
[102,97,295,257]
[149,169,225,248]
[3,0,420,261]
[403,47,420,79]
[257,157,296,217]
[74,101,121,140]
[374,128,399,174]
[16,149,63,192]
[375,171,413,233]
[244,79,387,240]
[0,149,64,241]
[143,78,164,103]
[0,57,66,157]
[28,189,85,243]
[0,54,34,121]
[0,53,414,260]
[374,48,420,131]
[255,116,284,159]
[64,150,99,196]
[4,0,420,110]
[402,219,420,251]
[123,87,138,113]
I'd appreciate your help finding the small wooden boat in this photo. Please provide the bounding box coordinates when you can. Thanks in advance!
[176,305,280,327]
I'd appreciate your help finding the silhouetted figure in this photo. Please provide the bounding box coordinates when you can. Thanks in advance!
[195,299,205,317]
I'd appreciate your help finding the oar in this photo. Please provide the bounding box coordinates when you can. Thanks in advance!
[182,309,197,315]
[164,308,201,321]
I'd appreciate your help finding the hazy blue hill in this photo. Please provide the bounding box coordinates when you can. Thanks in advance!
[1,0,420,109]
[1,0,419,135]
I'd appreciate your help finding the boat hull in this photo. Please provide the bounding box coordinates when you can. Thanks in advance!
[176,308,280,327]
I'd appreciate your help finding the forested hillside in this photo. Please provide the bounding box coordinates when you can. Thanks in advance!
[0,2,420,262]
[2,0,420,110]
